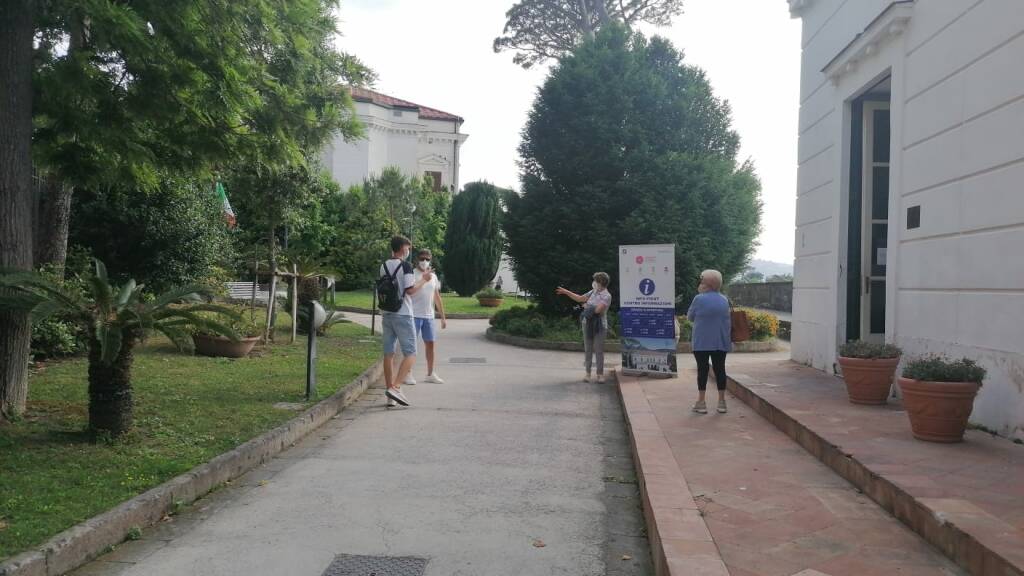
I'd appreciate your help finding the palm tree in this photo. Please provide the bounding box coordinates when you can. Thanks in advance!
[0,260,239,436]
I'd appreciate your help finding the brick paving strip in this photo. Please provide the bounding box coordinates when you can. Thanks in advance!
[618,354,968,576]
[726,359,1024,576]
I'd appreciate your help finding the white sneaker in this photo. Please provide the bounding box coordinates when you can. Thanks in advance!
[583,373,591,383]
[403,374,417,386]
[386,387,410,406]
[424,373,445,384]
[386,398,397,408]
[597,374,606,383]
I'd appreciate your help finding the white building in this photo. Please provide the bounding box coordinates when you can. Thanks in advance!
[788,0,1024,438]
[321,87,468,192]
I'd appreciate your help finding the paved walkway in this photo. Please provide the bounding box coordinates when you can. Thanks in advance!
[71,316,652,576]
[622,352,966,576]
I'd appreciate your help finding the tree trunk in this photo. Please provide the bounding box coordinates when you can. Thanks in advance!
[0,0,36,421]
[264,227,277,340]
[593,0,611,26]
[87,333,136,437]
[33,174,73,272]
[579,0,595,40]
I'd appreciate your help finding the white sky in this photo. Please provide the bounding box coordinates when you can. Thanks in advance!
[336,0,801,264]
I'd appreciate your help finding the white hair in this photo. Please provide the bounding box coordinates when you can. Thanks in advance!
[701,269,723,291]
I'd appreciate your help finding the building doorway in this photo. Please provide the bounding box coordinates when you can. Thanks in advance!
[846,77,891,343]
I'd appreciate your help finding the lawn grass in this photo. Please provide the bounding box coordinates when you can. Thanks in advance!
[0,314,379,561]
[331,289,526,315]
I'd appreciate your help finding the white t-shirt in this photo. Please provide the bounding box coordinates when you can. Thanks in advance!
[411,270,440,319]
[379,259,415,316]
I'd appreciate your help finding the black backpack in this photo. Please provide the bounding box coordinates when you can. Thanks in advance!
[376,261,406,312]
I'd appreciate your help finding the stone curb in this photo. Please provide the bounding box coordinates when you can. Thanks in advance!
[726,372,1024,576]
[615,372,730,576]
[0,360,385,576]
[337,306,491,320]
[486,327,777,354]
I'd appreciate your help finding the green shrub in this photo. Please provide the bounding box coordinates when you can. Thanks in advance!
[69,177,235,294]
[903,357,986,384]
[475,287,504,299]
[506,317,545,338]
[677,317,693,342]
[838,340,901,359]
[31,317,88,359]
[191,306,260,338]
[491,305,619,341]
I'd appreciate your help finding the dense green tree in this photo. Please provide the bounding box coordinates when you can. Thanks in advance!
[321,168,451,291]
[444,181,506,297]
[494,0,683,68]
[1,0,371,420]
[69,178,235,294]
[503,25,761,313]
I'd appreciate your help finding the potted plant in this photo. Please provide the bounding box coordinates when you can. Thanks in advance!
[898,356,986,443]
[193,313,262,358]
[837,340,902,405]
[475,286,505,308]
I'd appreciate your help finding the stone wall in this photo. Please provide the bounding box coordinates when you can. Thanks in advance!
[727,282,793,312]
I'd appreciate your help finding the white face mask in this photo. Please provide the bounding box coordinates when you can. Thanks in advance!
[592,281,601,292]
[418,260,430,271]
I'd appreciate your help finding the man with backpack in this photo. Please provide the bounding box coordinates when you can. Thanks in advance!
[377,235,432,407]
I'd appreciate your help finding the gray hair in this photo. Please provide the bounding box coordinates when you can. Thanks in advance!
[701,269,723,291]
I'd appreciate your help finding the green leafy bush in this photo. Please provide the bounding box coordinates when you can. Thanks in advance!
[31,317,88,359]
[191,307,262,338]
[491,306,619,342]
[70,177,235,295]
[903,357,986,384]
[475,287,504,299]
[839,340,901,359]
[677,317,693,342]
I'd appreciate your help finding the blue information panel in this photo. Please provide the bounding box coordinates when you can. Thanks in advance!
[619,307,676,339]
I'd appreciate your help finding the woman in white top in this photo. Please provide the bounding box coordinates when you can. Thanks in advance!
[409,249,447,383]
[556,272,613,383]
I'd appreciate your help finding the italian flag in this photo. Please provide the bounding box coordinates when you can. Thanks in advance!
[215,181,237,228]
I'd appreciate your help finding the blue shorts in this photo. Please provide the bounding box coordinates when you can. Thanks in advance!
[415,317,436,342]
[382,312,417,356]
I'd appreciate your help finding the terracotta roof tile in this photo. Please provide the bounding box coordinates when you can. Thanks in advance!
[350,86,463,123]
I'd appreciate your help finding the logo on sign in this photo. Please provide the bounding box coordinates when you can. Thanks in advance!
[635,256,644,265]
[639,278,656,296]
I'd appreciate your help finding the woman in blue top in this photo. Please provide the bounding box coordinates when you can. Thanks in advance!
[686,269,731,414]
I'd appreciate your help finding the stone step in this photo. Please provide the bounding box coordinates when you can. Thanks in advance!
[727,361,1024,576]
[618,361,964,576]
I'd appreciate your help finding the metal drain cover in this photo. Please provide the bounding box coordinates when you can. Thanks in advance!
[321,554,428,576]
[449,357,486,364]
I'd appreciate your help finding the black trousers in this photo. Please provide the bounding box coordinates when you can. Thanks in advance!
[693,351,728,392]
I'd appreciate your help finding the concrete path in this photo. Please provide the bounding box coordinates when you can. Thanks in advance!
[71,316,653,576]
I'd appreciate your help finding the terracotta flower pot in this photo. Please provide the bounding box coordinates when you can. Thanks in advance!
[477,297,504,308]
[192,334,260,358]
[837,356,900,405]
[897,377,980,443]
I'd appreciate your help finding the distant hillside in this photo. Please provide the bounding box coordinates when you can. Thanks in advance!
[750,259,793,278]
